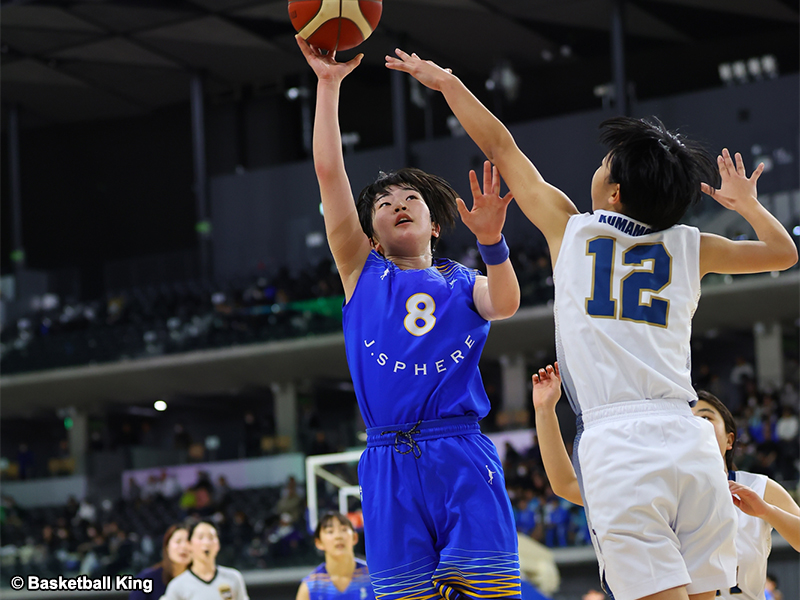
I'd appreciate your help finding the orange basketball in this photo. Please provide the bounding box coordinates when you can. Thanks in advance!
[289,0,382,52]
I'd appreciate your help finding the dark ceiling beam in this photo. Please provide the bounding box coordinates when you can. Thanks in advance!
[2,44,153,111]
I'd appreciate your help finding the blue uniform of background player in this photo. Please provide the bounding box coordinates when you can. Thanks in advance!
[297,513,376,600]
[297,36,522,600]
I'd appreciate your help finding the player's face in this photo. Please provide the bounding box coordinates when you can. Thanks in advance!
[190,523,220,563]
[692,400,734,461]
[167,528,191,567]
[590,154,619,212]
[315,519,358,558]
[371,185,439,256]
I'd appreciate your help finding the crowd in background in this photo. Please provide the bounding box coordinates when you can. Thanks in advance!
[0,240,555,375]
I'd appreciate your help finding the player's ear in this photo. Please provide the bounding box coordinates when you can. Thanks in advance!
[351,530,359,547]
[431,222,440,238]
[314,538,325,552]
[608,184,621,206]
[725,431,734,451]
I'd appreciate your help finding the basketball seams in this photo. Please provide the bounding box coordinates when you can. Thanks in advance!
[290,0,382,52]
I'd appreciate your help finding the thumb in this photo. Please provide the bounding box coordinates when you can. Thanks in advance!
[750,162,765,182]
[455,197,470,221]
[700,182,715,196]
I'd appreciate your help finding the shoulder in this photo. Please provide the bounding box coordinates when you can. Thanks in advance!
[136,566,162,579]
[433,257,480,283]
[219,565,244,578]
[303,564,328,585]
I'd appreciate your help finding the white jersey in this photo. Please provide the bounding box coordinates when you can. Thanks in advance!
[553,210,701,413]
[721,471,772,600]
[162,566,249,600]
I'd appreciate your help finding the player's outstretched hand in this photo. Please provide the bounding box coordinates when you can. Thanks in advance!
[532,363,561,412]
[457,161,513,246]
[701,148,764,211]
[296,35,362,83]
[729,480,770,519]
[385,48,453,91]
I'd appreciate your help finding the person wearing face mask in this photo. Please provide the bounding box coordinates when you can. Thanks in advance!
[162,520,249,600]
[296,512,375,600]
[129,524,191,600]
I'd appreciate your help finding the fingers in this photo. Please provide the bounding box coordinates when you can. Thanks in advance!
[554,361,560,377]
[734,152,746,176]
[455,197,470,221]
[532,374,540,385]
[700,182,715,196]
[721,148,735,177]
[483,161,492,195]
[468,169,482,200]
[751,161,765,182]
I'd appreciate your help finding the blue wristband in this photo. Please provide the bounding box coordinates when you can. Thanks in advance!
[477,235,509,266]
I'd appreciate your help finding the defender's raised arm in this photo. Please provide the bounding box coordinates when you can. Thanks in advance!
[699,148,797,277]
[386,49,578,265]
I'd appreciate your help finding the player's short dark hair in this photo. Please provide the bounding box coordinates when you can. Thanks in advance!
[696,390,737,472]
[186,519,218,541]
[314,512,354,540]
[599,116,718,231]
[356,168,459,251]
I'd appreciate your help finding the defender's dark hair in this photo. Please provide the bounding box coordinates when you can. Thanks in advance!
[599,116,718,231]
[314,511,354,540]
[355,168,459,251]
[696,390,737,472]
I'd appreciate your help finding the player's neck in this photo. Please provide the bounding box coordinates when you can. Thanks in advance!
[325,553,356,577]
[386,252,433,270]
[191,560,216,581]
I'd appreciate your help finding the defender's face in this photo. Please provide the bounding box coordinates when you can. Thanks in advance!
[590,154,616,211]
[315,519,357,558]
[190,523,220,563]
[371,185,439,256]
[692,400,733,462]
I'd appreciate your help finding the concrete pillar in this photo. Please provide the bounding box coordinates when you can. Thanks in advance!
[500,354,527,414]
[68,411,88,475]
[272,382,298,452]
[754,322,783,392]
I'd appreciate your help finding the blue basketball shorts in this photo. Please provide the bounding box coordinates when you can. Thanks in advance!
[358,416,521,600]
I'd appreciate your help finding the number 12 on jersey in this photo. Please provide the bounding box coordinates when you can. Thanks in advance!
[585,237,672,328]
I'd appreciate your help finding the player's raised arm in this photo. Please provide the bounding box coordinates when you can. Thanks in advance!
[386,50,578,265]
[699,148,798,277]
[465,161,520,321]
[297,36,372,300]
[532,363,582,506]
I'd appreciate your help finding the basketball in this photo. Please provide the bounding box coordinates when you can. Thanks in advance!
[289,0,382,52]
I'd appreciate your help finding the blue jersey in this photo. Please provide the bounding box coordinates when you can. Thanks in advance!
[342,250,491,428]
[301,559,375,600]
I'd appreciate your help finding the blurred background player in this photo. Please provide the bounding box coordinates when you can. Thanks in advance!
[296,512,374,600]
[129,524,190,600]
[530,364,800,600]
[385,48,797,600]
[162,520,249,600]
[297,35,522,600]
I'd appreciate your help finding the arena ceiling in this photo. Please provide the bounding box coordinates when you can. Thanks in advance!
[1,0,798,127]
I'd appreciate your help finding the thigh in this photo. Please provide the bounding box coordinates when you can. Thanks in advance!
[358,447,439,600]
[578,417,690,600]
[670,416,737,596]
[425,435,521,599]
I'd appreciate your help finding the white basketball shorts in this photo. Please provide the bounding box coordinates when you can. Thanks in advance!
[576,399,737,600]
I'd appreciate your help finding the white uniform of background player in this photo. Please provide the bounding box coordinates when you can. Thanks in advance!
[720,471,771,600]
[554,210,736,600]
